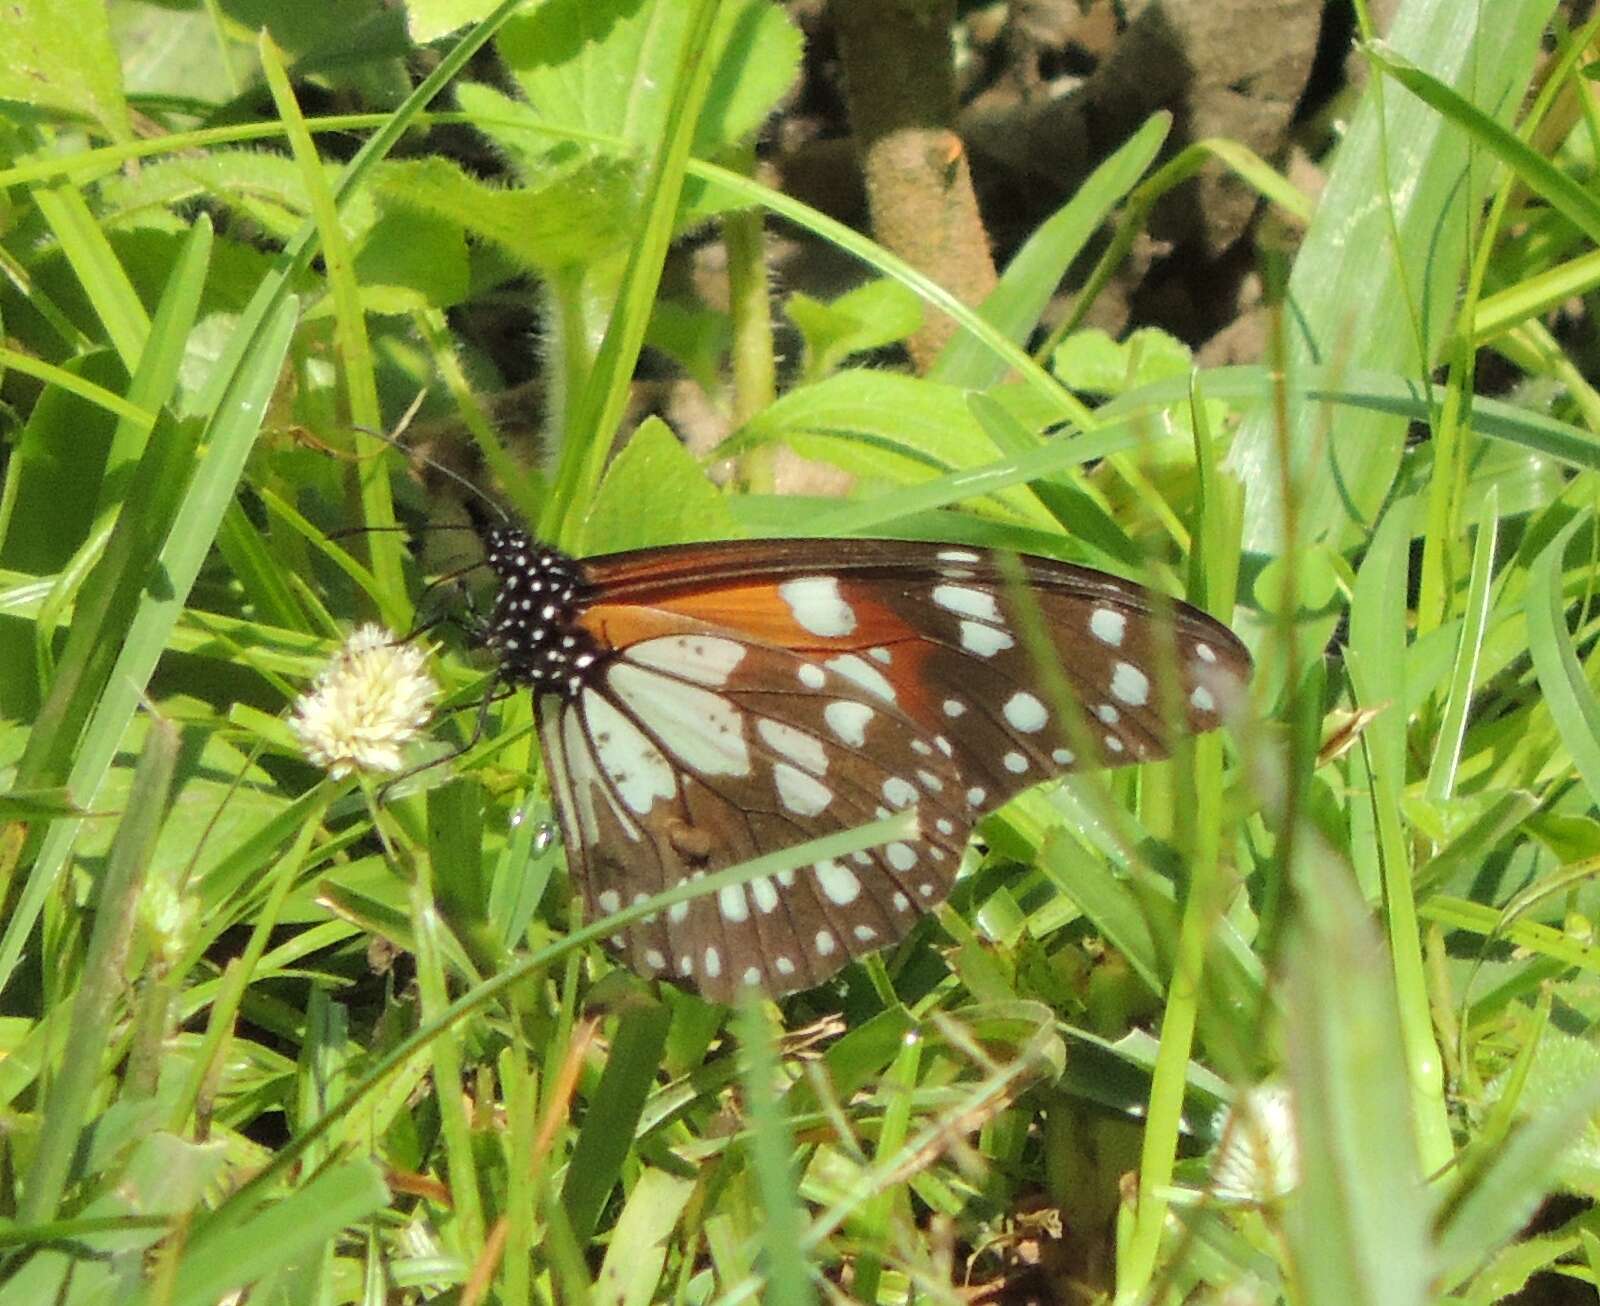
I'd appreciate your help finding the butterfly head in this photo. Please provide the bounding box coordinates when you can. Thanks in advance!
[480,528,600,695]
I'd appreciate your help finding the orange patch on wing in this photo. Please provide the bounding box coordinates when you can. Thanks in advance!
[595,584,921,651]
[577,595,943,724]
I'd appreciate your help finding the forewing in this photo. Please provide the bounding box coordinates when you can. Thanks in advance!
[582,538,1250,813]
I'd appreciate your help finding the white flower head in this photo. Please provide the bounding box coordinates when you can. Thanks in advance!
[289,624,439,779]
[1210,1081,1299,1203]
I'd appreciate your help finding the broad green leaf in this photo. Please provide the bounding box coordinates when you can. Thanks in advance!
[2,1130,228,1301]
[1438,1057,1600,1287]
[0,0,130,139]
[582,416,742,553]
[785,279,923,381]
[1053,327,1193,395]
[730,369,1057,527]
[372,152,638,271]
[406,0,498,42]
[498,0,801,159]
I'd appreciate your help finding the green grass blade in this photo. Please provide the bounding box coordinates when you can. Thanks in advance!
[592,1166,696,1306]
[1366,40,1600,245]
[259,30,404,616]
[412,859,487,1256]
[18,714,177,1227]
[1436,1071,1600,1286]
[29,183,149,372]
[1229,0,1549,582]
[1426,489,1499,801]
[131,1158,390,1306]
[0,295,298,998]
[1526,512,1600,807]
[562,1002,672,1246]
[545,0,725,545]
[1283,843,1433,1306]
[734,994,817,1306]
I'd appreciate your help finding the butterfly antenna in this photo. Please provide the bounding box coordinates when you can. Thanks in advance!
[348,391,513,526]
[326,521,480,544]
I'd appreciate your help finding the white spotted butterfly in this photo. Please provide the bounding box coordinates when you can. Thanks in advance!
[476,529,1250,1002]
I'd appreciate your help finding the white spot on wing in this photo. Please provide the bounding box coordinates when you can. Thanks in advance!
[757,717,828,774]
[704,947,722,978]
[743,966,761,987]
[943,699,966,717]
[1052,748,1075,765]
[597,889,621,915]
[815,930,836,957]
[825,653,897,703]
[868,646,893,664]
[882,776,917,808]
[1111,662,1150,706]
[1004,751,1028,774]
[719,883,749,923]
[583,691,676,815]
[853,924,877,942]
[1196,642,1217,663]
[824,699,874,747]
[555,707,600,843]
[775,764,832,816]
[1192,684,1216,712]
[798,662,826,689]
[776,956,795,976]
[1090,608,1126,647]
[814,858,861,904]
[1105,735,1125,753]
[1003,690,1048,733]
[778,576,858,638]
[750,876,779,914]
[937,548,981,563]
[886,842,917,871]
[644,949,666,972]
[1097,703,1120,724]
[608,662,750,777]
[967,786,986,806]
[624,635,747,686]
[932,584,1001,622]
[960,621,1014,657]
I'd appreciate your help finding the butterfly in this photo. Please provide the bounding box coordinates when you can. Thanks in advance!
[474,530,1250,1003]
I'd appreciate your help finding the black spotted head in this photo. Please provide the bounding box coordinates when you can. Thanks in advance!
[479,527,601,696]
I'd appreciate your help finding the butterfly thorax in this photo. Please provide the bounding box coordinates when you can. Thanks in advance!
[481,527,601,696]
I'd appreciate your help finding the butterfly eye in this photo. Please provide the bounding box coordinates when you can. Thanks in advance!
[477,534,1250,1002]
